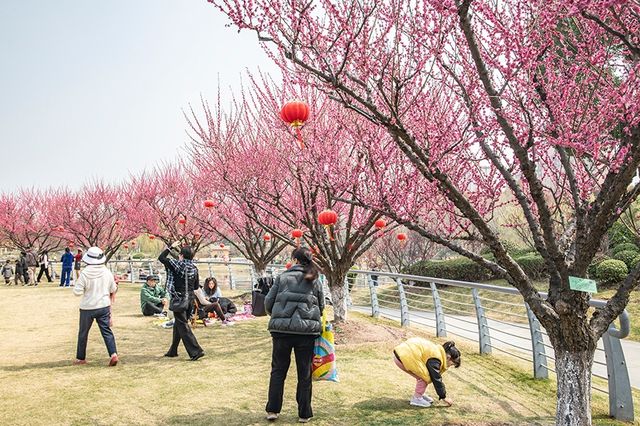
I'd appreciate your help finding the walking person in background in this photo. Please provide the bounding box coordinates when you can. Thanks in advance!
[2,260,13,285]
[60,247,74,287]
[74,249,83,280]
[393,338,461,408]
[14,258,24,285]
[36,250,53,284]
[159,242,204,361]
[264,247,324,423]
[19,252,29,285]
[25,248,38,286]
[73,246,118,366]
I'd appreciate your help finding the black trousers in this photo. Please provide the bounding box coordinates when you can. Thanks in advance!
[37,265,52,282]
[167,308,203,358]
[202,302,225,320]
[266,334,316,419]
[76,307,117,360]
[142,302,164,316]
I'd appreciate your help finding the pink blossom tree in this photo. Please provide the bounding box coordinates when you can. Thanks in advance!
[48,182,138,261]
[0,189,62,255]
[128,164,213,255]
[211,1,640,422]
[187,81,388,321]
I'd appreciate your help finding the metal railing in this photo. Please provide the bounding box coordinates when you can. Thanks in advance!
[347,269,634,422]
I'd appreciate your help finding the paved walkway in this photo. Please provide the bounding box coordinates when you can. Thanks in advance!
[351,305,640,390]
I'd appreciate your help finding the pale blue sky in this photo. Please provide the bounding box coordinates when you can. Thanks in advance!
[0,0,277,192]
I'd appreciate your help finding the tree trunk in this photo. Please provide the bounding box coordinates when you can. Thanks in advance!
[554,349,595,426]
[329,283,348,322]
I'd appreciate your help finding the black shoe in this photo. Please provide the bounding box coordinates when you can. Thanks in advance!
[190,352,205,361]
[164,352,178,358]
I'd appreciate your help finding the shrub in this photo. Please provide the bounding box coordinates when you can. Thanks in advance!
[587,255,610,279]
[613,250,638,269]
[611,243,639,256]
[403,258,493,283]
[608,221,635,248]
[595,259,628,284]
[131,252,146,260]
[633,255,640,269]
[514,253,547,280]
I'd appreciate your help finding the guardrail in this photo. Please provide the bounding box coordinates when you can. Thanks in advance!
[345,269,634,422]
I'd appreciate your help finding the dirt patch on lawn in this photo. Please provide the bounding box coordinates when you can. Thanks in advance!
[333,317,410,345]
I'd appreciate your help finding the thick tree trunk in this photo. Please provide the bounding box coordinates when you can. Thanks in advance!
[329,283,348,322]
[554,349,594,426]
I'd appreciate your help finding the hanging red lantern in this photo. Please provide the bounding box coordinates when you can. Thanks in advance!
[204,200,215,208]
[397,232,408,243]
[263,234,272,242]
[291,228,304,247]
[375,219,386,229]
[131,241,136,247]
[148,234,155,240]
[280,100,310,149]
[219,243,225,248]
[115,220,121,227]
[285,261,293,269]
[123,244,129,250]
[178,218,187,225]
[318,209,338,241]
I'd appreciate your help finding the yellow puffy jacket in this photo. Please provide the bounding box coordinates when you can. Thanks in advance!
[394,337,447,384]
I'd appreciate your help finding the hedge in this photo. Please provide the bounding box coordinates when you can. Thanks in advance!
[613,249,638,269]
[611,243,639,256]
[595,259,628,284]
[403,253,546,282]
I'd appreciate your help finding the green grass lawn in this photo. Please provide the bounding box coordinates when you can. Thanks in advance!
[0,282,638,425]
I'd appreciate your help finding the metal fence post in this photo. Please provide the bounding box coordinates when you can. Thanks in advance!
[367,274,380,318]
[471,288,491,354]
[129,261,134,282]
[207,262,213,277]
[525,303,548,379]
[430,282,447,337]
[395,278,410,327]
[602,328,634,421]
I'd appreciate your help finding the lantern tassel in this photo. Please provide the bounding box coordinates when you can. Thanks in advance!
[324,225,335,241]
[295,127,305,149]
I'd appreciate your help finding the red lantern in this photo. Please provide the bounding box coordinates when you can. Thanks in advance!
[56,226,65,232]
[285,261,292,269]
[68,241,74,248]
[219,243,225,248]
[148,234,155,240]
[291,228,304,247]
[263,234,272,242]
[375,219,386,229]
[318,209,338,241]
[280,100,310,149]
[115,220,121,227]
[123,244,129,250]
[194,231,202,239]
[131,241,136,247]
[178,218,187,225]
[204,200,215,208]
[397,232,408,242]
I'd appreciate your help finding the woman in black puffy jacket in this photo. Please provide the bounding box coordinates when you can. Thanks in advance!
[264,247,324,423]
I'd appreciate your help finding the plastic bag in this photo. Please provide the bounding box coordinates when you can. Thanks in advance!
[312,310,339,382]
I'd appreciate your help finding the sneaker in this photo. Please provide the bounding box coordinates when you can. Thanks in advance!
[190,352,205,361]
[409,396,431,408]
[299,418,311,423]
[266,413,279,421]
[422,395,434,403]
[108,354,119,366]
[73,359,87,365]
[161,320,174,329]
[221,320,235,326]
[153,313,167,318]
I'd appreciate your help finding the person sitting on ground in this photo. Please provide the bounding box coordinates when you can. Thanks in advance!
[393,337,461,408]
[140,275,168,316]
[198,277,233,325]
[72,246,119,367]
[2,260,13,285]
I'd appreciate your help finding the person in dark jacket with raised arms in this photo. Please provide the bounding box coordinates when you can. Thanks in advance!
[264,247,324,423]
[158,242,204,361]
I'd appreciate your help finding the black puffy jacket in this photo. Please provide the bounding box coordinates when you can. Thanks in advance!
[265,265,324,336]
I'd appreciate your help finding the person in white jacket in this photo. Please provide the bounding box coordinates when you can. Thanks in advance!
[72,247,119,366]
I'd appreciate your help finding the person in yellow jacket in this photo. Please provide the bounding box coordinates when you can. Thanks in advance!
[393,338,461,407]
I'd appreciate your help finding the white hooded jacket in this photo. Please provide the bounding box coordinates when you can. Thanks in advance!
[73,264,117,310]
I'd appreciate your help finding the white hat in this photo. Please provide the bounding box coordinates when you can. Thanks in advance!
[82,247,106,265]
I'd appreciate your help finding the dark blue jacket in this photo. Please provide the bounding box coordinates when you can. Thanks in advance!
[62,252,74,269]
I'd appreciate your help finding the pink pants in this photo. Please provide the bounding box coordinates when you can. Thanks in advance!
[394,355,427,395]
